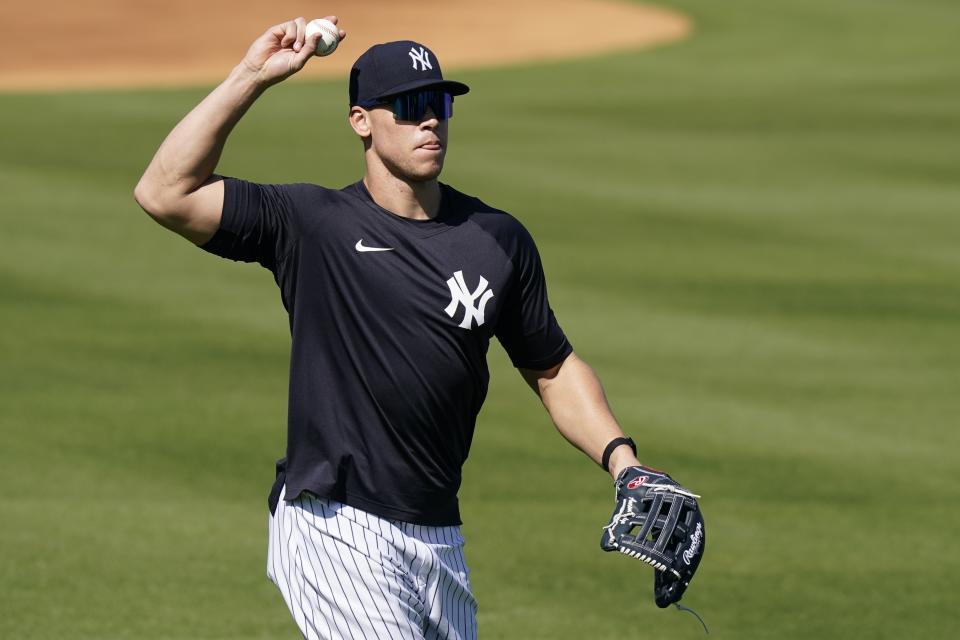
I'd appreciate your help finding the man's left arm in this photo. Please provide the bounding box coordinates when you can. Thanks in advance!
[520,351,640,478]
[523,352,707,609]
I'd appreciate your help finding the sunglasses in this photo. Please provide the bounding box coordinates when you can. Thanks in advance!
[362,90,454,121]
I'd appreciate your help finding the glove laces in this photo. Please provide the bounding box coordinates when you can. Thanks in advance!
[674,603,709,635]
[649,483,701,499]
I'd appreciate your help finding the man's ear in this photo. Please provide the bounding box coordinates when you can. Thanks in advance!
[349,106,372,138]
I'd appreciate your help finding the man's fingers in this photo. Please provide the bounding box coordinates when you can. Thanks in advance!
[279,19,298,50]
[266,22,286,40]
[293,36,319,68]
[249,15,344,81]
[305,30,321,54]
[293,16,306,53]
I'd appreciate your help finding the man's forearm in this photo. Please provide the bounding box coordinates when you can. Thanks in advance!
[524,353,641,478]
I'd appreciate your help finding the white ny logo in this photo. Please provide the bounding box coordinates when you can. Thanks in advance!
[408,46,433,71]
[445,270,494,329]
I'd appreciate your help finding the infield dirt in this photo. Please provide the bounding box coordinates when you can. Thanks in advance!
[0,0,690,91]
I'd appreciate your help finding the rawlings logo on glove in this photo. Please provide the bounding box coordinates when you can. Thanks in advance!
[683,521,704,565]
[601,465,705,608]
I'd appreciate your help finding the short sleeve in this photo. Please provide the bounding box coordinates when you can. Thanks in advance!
[200,177,295,271]
[495,227,573,370]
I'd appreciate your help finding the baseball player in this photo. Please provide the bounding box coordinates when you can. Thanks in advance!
[135,15,703,640]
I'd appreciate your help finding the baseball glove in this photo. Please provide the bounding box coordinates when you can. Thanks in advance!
[600,465,705,608]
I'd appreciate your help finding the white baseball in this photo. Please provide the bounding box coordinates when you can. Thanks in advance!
[305,19,340,56]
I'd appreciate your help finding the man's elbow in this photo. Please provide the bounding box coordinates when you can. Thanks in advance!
[134,177,184,228]
[134,177,164,219]
[133,175,222,245]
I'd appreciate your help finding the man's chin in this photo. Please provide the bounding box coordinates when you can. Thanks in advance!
[406,163,444,183]
[381,153,445,183]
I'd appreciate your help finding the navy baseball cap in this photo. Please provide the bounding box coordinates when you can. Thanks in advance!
[349,40,470,107]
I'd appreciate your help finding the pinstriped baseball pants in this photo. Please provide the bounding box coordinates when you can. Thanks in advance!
[267,486,478,640]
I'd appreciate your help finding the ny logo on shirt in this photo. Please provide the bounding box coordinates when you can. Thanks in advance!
[445,270,494,329]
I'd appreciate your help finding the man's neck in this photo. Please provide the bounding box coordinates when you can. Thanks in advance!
[362,171,441,221]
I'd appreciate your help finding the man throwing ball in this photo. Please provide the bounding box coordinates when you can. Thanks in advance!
[135,15,704,640]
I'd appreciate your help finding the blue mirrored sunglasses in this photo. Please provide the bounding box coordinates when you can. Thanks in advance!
[362,90,454,121]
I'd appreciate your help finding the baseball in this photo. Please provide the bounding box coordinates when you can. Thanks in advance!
[306,18,340,56]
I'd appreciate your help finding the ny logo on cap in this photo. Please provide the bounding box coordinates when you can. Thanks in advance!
[408,46,433,71]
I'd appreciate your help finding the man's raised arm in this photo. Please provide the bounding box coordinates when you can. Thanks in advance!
[133,16,345,245]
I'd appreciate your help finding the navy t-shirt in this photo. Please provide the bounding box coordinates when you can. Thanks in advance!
[202,178,572,525]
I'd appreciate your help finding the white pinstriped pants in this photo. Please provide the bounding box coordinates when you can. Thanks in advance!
[267,486,478,640]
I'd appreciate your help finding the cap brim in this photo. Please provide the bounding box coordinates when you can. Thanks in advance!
[374,78,470,100]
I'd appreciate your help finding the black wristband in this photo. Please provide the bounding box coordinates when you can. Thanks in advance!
[601,436,637,472]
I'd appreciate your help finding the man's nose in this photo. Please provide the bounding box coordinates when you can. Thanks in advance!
[420,107,439,126]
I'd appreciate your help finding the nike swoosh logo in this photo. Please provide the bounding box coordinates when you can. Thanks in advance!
[355,239,395,253]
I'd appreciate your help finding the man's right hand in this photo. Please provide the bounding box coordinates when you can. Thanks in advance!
[241,16,346,88]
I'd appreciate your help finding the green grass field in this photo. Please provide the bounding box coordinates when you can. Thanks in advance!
[2,0,959,637]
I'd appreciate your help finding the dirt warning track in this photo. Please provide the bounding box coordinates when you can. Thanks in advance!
[0,1,690,91]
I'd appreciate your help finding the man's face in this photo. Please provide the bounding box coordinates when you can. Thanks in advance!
[363,104,449,182]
